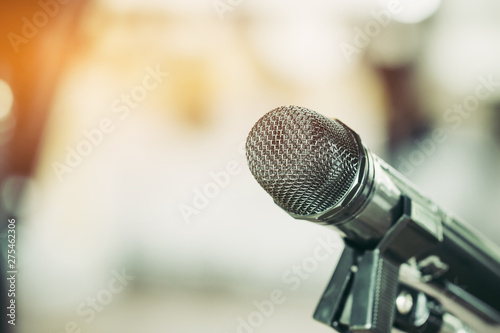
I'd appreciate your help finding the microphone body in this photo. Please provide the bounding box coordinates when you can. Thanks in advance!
[245,105,500,323]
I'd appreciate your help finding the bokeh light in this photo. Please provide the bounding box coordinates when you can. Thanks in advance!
[0,79,14,121]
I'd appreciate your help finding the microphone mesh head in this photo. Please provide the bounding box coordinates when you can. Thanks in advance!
[246,105,361,216]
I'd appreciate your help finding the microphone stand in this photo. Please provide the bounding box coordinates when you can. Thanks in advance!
[313,196,496,333]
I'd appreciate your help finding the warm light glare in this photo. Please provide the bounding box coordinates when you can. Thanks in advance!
[0,79,14,120]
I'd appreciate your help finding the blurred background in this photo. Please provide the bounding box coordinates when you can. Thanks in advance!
[0,0,500,332]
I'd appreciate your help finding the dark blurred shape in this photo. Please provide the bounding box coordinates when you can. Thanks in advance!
[376,65,430,153]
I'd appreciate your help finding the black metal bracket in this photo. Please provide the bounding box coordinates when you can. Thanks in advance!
[313,196,444,333]
[314,246,400,333]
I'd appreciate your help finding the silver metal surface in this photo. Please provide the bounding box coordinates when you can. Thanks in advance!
[396,290,414,315]
[439,313,477,333]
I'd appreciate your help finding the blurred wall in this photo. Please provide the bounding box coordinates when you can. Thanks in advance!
[0,0,497,332]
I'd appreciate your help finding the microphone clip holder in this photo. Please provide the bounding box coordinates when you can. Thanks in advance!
[313,196,448,333]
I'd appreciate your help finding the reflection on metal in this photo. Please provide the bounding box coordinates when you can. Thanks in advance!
[396,290,414,315]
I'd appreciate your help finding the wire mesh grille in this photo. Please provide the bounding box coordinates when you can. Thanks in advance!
[245,105,360,216]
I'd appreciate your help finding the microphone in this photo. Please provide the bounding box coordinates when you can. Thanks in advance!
[246,105,401,247]
[245,105,500,324]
